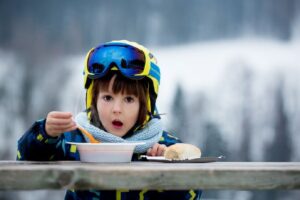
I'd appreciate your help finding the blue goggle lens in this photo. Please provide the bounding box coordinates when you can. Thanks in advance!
[87,44,146,79]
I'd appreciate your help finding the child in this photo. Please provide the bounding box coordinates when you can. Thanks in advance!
[17,40,202,199]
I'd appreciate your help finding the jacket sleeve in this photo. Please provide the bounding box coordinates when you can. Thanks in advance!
[158,131,182,146]
[17,119,65,161]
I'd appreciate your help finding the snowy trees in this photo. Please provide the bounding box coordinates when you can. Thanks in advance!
[265,78,292,162]
[169,84,188,140]
[168,58,296,165]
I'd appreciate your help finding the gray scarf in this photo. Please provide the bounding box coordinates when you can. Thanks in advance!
[75,112,163,153]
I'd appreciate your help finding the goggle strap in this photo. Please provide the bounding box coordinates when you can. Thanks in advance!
[149,62,160,84]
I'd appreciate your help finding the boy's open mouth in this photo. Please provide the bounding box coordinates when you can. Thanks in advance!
[112,120,123,128]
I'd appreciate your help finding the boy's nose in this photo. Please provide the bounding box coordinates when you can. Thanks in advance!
[112,101,122,114]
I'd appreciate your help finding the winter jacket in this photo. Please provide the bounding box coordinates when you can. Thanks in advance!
[17,119,202,200]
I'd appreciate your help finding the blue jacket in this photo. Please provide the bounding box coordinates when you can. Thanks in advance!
[17,119,202,200]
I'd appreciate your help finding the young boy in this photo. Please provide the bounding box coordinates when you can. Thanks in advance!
[17,40,202,199]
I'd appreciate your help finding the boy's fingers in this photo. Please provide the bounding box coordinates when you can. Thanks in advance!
[48,111,73,119]
[47,118,76,126]
[50,123,77,131]
[48,124,77,136]
[150,144,159,156]
[158,144,167,156]
[147,144,167,156]
[46,118,77,136]
[147,148,152,156]
[66,125,78,132]
[54,125,78,134]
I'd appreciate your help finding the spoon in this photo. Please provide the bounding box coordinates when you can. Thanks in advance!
[76,123,100,143]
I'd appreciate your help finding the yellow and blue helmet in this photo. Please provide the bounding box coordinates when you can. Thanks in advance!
[83,40,160,120]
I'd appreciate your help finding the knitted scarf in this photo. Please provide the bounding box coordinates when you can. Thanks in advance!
[75,112,163,153]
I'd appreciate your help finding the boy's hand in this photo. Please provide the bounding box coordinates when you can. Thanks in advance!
[147,143,167,156]
[45,111,77,137]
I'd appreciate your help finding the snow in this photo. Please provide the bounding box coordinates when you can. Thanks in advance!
[151,38,300,160]
[154,38,300,115]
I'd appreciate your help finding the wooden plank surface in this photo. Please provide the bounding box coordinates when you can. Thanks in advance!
[0,161,300,190]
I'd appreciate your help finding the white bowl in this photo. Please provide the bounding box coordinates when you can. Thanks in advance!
[67,142,143,163]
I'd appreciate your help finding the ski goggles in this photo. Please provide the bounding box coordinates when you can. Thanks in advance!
[86,43,154,80]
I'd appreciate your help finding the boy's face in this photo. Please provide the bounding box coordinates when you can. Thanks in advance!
[96,76,140,137]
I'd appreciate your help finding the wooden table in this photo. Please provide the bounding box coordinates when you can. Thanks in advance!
[0,161,299,190]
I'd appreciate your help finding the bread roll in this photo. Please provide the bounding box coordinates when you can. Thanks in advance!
[164,143,201,160]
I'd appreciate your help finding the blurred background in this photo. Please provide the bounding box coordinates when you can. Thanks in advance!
[1,0,300,199]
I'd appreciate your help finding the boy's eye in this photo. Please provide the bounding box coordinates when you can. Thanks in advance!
[125,96,135,103]
[103,95,112,101]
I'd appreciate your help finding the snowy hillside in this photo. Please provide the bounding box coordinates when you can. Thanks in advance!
[155,38,300,114]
